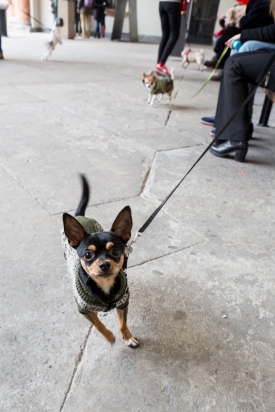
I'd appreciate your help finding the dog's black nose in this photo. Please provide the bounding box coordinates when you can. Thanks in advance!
[99,261,111,271]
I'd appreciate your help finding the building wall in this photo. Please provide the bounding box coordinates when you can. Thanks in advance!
[9,0,235,42]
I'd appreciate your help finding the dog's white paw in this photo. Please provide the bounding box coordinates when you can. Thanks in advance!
[125,336,139,348]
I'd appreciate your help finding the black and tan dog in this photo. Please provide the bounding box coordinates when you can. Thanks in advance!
[62,175,139,348]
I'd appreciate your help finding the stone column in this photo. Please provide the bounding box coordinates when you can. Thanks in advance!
[14,0,30,26]
[10,0,31,29]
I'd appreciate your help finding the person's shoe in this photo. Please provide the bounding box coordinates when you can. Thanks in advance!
[210,140,248,162]
[211,69,223,81]
[0,53,4,60]
[210,128,216,137]
[201,116,215,126]
[155,63,171,77]
[204,55,218,68]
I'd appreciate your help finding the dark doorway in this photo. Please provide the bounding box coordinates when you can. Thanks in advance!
[187,0,220,45]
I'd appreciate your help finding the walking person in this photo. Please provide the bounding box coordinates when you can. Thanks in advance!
[0,19,3,59]
[77,0,94,38]
[94,0,108,38]
[75,0,82,36]
[155,0,183,76]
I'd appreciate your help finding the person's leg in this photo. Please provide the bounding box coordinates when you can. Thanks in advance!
[158,2,181,65]
[100,15,105,37]
[87,15,91,37]
[0,31,2,58]
[157,2,170,63]
[80,13,86,36]
[239,40,275,53]
[95,20,100,37]
[215,50,274,144]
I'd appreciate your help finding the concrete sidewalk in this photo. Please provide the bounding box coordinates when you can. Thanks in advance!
[1,32,275,412]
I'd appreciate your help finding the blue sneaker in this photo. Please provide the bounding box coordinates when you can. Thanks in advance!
[200,116,215,126]
[210,128,216,137]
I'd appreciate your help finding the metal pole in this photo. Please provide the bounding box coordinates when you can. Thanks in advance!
[185,0,193,42]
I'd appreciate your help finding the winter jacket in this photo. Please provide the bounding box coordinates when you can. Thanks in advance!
[239,23,275,93]
[241,23,275,43]
[239,0,274,31]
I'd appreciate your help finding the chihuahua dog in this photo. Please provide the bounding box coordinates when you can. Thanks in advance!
[42,17,64,61]
[61,175,139,348]
[181,47,205,71]
[142,69,174,106]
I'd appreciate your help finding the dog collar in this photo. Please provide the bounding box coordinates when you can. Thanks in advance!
[184,48,191,61]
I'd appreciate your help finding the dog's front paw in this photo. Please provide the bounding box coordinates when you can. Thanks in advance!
[125,336,139,349]
[105,330,116,345]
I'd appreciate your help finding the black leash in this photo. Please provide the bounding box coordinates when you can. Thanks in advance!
[125,59,275,259]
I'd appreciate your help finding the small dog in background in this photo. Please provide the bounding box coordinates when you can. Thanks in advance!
[41,17,64,61]
[224,5,246,28]
[142,69,174,106]
[181,47,205,71]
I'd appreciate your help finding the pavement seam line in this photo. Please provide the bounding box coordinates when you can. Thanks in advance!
[165,109,172,127]
[0,163,53,216]
[59,325,93,412]
[127,239,208,269]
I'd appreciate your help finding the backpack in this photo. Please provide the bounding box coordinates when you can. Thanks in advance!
[84,0,93,8]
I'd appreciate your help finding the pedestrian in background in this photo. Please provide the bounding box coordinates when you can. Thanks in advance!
[75,0,82,36]
[94,0,108,38]
[0,19,3,59]
[77,0,94,38]
[156,0,185,76]
[49,0,58,20]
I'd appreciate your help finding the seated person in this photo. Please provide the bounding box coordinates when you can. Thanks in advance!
[208,22,275,162]
[204,0,274,80]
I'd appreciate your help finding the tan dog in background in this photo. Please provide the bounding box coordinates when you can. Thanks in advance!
[224,5,246,28]
[181,47,205,71]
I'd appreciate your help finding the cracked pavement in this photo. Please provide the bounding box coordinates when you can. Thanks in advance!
[1,31,275,412]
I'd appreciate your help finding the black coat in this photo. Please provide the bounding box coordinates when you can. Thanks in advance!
[239,0,274,30]
[241,23,275,43]
[240,23,275,92]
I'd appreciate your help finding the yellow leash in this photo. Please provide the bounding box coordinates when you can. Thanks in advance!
[185,46,229,100]
[154,46,229,102]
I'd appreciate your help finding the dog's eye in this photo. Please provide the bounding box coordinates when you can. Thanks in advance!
[84,251,94,261]
[110,248,120,258]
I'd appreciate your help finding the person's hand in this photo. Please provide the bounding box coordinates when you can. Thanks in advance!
[225,33,241,48]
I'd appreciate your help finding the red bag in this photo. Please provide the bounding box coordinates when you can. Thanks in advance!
[236,0,250,4]
[181,0,188,15]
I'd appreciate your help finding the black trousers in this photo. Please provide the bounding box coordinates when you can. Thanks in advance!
[157,2,181,65]
[215,49,274,143]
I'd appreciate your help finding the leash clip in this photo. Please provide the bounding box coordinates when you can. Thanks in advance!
[265,71,271,87]
[125,231,142,256]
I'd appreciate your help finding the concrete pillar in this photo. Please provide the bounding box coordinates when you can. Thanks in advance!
[14,0,31,28]
[111,0,138,42]
[58,0,74,39]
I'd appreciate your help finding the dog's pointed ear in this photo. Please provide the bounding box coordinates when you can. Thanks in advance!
[111,206,132,243]
[63,213,86,248]
[143,73,147,78]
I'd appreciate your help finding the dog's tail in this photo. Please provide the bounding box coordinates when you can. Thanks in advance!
[75,174,90,217]
[170,68,175,81]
